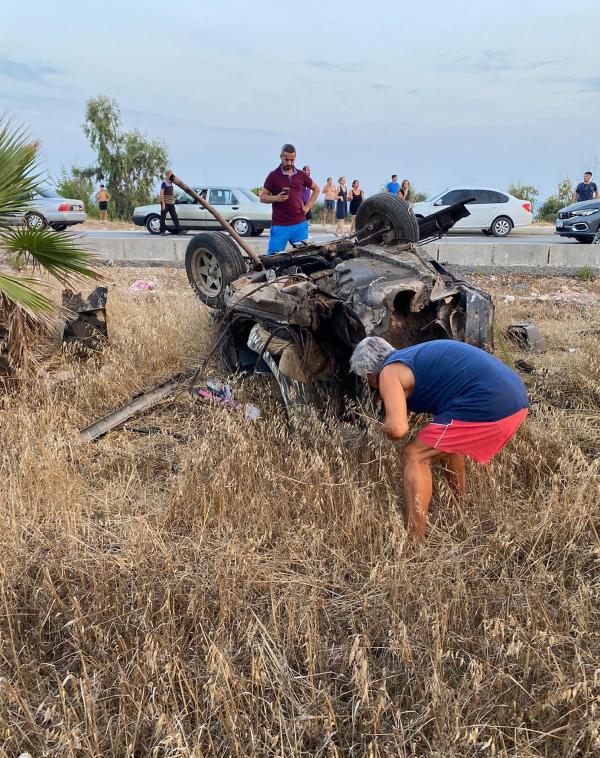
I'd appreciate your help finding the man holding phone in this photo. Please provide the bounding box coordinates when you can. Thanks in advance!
[260,144,320,254]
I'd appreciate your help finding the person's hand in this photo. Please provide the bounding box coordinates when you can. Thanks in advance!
[302,205,311,214]
[275,192,289,202]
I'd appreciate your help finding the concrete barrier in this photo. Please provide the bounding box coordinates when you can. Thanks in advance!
[438,243,493,266]
[90,235,600,270]
[492,244,549,267]
[549,244,600,268]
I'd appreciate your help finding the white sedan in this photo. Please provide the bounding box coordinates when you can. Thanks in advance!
[133,186,272,236]
[412,187,533,236]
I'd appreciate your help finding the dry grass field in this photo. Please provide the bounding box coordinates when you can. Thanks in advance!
[0,267,599,757]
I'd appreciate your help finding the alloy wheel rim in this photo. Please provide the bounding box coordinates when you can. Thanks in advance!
[193,250,222,295]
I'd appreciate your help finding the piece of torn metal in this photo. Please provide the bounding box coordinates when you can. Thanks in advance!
[507,322,547,353]
[62,286,108,349]
[79,374,183,442]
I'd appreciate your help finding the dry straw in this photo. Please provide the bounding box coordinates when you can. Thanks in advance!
[0,268,599,756]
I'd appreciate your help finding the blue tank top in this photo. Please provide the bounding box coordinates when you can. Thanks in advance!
[380,340,528,424]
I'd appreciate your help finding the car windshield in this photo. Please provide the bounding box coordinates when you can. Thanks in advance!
[38,188,60,199]
[239,189,261,203]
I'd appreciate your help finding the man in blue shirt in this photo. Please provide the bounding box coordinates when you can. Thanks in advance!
[386,175,400,195]
[573,172,598,203]
[351,337,528,543]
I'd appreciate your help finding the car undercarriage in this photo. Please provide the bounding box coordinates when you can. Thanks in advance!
[184,193,494,415]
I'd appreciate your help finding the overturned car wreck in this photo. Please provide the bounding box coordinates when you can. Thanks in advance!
[184,193,494,415]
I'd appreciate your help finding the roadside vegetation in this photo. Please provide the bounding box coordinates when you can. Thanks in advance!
[0,117,99,371]
[59,96,168,221]
[0,268,598,756]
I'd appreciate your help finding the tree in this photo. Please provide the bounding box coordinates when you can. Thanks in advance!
[0,116,100,367]
[78,96,168,219]
[536,196,563,222]
[507,182,539,209]
[557,177,573,205]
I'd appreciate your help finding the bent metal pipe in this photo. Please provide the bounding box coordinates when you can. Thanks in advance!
[168,173,264,269]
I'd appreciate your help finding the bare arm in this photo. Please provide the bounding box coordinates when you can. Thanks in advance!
[378,365,410,439]
[160,187,165,209]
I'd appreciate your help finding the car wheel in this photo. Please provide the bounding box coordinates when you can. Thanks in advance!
[145,214,161,234]
[355,193,419,245]
[24,211,47,230]
[232,218,252,237]
[490,216,513,237]
[253,228,264,236]
[50,223,68,231]
[185,231,248,308]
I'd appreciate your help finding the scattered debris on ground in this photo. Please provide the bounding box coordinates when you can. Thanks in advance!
[62,286,109,349]
[129,279,155,292]
[507,322,547,352]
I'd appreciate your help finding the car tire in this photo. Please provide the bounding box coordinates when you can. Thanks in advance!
[490,216,513,237]
[355,193,419,245]
[231,218,252,237]
[50,223,68,231]
[24,211,47,230]
[145,214,161,234]
[185,231,247,308]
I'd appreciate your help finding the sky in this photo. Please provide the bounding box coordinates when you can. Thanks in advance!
[1,0,599,201]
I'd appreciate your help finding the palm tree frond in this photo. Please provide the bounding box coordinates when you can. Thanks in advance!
[0,273,54,318]
[1,227,102,286]
[0,114,42,222]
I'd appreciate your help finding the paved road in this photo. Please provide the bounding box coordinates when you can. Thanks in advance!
[79,229,578,245]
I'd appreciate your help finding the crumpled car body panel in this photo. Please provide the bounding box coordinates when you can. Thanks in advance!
[219,241,494,414]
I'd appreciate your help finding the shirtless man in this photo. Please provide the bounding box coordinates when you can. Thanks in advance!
[351,337,529,543]
[95,184,111,222]
[321,177,337,226]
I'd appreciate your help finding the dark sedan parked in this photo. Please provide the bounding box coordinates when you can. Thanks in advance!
[555,199,600,243]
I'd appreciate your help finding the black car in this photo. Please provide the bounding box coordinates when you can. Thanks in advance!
[555,199,600,243]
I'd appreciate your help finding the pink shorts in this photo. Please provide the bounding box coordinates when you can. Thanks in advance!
[418,408,528,464]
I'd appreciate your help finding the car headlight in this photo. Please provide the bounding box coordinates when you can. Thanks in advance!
[571,209,599,216]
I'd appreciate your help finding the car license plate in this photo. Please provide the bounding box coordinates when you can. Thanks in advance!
[556,220,564,229]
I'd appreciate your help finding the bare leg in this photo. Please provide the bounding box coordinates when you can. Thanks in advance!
[350,215,356,234]
[443,453,466,500]
[402,438,447,543]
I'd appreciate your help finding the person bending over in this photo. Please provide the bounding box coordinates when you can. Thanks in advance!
[350,337,528,543]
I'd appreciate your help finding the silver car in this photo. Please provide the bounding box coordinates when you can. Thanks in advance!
[11,188,87,231]
[132,186,272,236]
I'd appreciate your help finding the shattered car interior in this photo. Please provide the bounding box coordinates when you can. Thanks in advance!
[184,192,495,416]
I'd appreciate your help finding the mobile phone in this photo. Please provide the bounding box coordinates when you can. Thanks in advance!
[280,187,290,196]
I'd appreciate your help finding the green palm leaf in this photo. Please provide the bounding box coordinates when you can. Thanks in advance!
[0,115,41,222]
[1,227,101,286]
[0,273,54,317]
[0,113,101,333]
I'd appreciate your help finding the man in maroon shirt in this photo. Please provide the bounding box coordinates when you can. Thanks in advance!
[259,144,320,254]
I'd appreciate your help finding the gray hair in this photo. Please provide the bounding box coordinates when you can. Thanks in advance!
[281,143,296,155]
[350,337,395,378]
